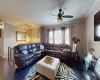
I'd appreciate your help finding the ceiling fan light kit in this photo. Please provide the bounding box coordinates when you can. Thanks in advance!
[57,18,63,22]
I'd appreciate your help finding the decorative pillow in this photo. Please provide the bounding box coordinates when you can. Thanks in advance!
[63,49,70,53]
[40,45,44,50]
[60,48,64,52]
[20,50,29,56]
[85,53,93,63]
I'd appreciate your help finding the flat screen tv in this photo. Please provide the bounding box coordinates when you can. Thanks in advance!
[94,10,100,41]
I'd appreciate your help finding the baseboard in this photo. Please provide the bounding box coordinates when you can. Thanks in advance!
[0,54,5,58]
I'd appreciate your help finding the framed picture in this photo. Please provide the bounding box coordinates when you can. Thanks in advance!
[94,10,100,41]
[16,31,26,41]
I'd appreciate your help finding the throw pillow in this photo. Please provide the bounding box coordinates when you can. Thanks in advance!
[40,45,44,50]
[63,49,69,53]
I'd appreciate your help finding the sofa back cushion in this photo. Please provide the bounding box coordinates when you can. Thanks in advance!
[27,44,32,53]
[20,50,29,56]
[16,44,29,55]
[43,43,71,51]
[35,43,41,51]
[31,43,36,48]
[30,43,37,53]
[17,44,28,52]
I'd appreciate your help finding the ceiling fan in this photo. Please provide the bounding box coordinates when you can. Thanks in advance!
[51,8,73,21]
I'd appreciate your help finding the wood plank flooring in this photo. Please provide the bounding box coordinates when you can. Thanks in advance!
[0,57,15,80]
[0,56,84,80]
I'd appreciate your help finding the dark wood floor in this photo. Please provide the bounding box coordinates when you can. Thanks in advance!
[0,57,15,80]
[15,60,84,80]
[0,56,84,80]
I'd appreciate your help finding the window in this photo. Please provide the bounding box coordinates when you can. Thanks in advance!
[65,28,70,44]
[48,30,53,43]
[54,29,62,44]
[48,28,70,44]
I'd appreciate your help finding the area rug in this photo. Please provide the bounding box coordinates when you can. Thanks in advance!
[25,62,77,80]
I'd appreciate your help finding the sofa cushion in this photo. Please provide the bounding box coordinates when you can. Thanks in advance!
[35,43,41,46]
[36,46,40,51]
[28,49,33,53]
[63,49,70,53]
[20,50,29,56]
[27,44,32,53]
[31,44,36,48]
[27,44,31,49]
[32,48,37,53]
[17,44,28,52]
[33,51,41,56]
[25,53,34,61]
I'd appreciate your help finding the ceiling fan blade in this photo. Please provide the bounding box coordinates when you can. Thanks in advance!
[61,11,64,16]
[63,15,73,18]
[50,14,57,16]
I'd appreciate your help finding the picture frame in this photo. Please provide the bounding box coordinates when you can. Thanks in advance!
[16,31,26,41]
[94,10,100,41]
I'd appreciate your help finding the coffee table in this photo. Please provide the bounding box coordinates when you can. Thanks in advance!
[36,56,60,80]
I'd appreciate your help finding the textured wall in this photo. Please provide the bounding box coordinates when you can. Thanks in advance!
[27,27,40,43]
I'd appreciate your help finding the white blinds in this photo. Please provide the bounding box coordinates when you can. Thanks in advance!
[65,28,70,45]
[54,29,62,44]
[48,28,70,44]
[48,30,53,43]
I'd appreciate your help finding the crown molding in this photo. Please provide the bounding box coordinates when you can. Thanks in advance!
[85,0,100,18]
[63,18,85,25]
[0,12,40,29]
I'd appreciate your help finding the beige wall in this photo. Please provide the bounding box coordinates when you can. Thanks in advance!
[70,21,86,57]
[40,27,48,43]
[85,2,100,57]
[3,22,28,58]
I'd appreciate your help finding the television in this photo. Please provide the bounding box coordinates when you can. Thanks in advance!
[94,10,100,41]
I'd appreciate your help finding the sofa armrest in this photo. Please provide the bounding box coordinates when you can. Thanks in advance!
[15,54,24,58]
[14,54,26,69]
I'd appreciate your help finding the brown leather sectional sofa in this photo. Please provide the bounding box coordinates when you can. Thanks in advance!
[14,43,72,69]
[43,43,72,62]
[14,43,42,69]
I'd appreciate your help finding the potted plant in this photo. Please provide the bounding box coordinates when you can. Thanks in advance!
[71,37,80,52]
[72,37,80,44]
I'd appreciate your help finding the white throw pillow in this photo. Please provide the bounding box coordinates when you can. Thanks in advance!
[85,53,93,63]
[40,45,44,50]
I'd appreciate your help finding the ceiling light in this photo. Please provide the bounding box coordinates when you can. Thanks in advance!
[57,18,63,22]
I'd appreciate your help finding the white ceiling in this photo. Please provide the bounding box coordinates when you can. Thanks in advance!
[0,0,96,26]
